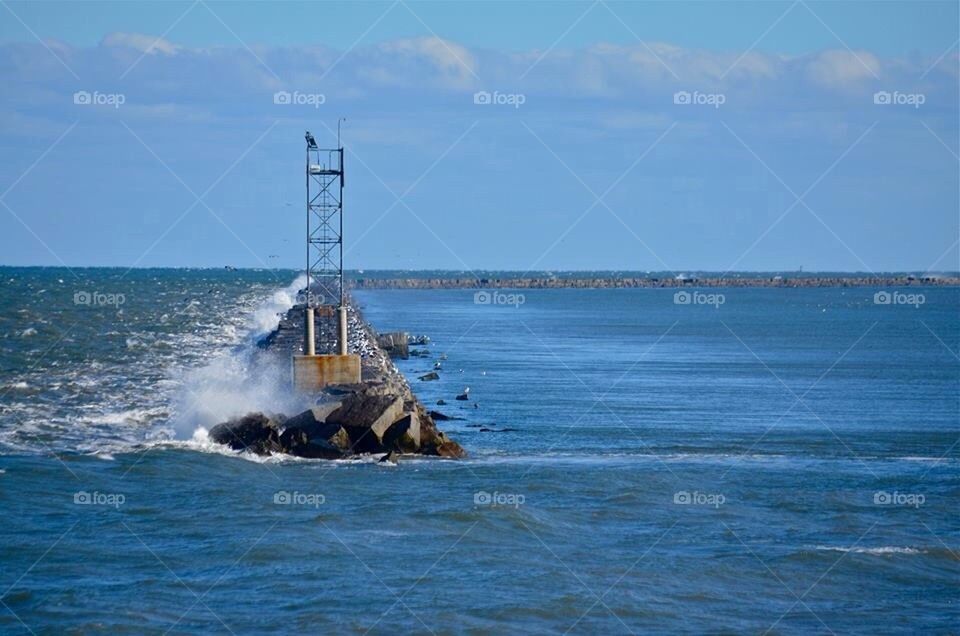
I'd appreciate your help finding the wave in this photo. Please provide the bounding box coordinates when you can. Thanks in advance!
[249,273,307,338]
[170,274,309,439]
[813,545,925,555]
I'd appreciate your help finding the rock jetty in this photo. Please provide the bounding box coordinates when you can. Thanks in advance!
[349,274,959,289]
[210,295,465,459]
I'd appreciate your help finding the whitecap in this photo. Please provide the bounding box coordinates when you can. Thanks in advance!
[814,545,924,555]
[19,328,37,337]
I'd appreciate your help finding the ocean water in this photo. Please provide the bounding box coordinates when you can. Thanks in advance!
[1,268,957,634]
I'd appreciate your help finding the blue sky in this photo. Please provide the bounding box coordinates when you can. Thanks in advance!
[0,0,957,272]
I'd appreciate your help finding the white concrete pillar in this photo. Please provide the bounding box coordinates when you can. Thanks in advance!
[305,307,316,356]
[337,307,348,355]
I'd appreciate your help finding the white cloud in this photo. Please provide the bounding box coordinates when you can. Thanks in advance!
[803,49,880,88]
[377,36,477,86]
[101,32,180,55]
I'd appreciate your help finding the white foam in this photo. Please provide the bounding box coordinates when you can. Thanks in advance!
[170,274,310,440]
[170,349,307,439]
[814,545,924,555]
[250,274,307,337]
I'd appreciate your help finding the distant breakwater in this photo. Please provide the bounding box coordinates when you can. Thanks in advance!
[349,275,960,290]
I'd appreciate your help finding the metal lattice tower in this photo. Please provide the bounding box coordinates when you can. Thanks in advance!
[305,130,343,353]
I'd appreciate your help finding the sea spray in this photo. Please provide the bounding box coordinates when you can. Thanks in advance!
[172,274,310,438]
[249,273,307,339]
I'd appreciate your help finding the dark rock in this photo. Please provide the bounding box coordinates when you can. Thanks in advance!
[428,410,464,421]
[380,451,400,464]
[455,389,470,401]
[327,390,405,452]
[419,429,466,458]
[278,406,350,458]
[382,412,421,453]
[209,412,283,455]
[436,399,446,405]
[320,383,366,398]
[418,371,439,381]
[435,439,467,458]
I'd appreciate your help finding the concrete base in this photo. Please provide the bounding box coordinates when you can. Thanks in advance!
[292,354,361,392]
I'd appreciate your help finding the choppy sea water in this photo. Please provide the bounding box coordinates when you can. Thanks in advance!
[1,267,957,634]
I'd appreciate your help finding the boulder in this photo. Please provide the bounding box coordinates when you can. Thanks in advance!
[327,390,405,452]
[285,403,343,428]
[209,412,283,455]
[420,429,467,458]
[455,390,470,401]
[383,412,421,453]
[435,439,467,458]
[320,383,366,398]
[278,406,351,458]
[418,371,439,381]
[379,451,400,464]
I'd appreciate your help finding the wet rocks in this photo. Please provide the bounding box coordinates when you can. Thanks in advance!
[418,371,439,381]
[327,390,405,453]
[241,292,465,461]
[382,412,420,453]
[209,413,284,454]
[380,451,400,464]
[277,406,350,459]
